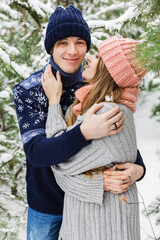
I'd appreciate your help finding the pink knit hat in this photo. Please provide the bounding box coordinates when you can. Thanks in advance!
[98,36,147,112]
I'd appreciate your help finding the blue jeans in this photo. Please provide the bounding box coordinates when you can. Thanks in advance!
[27,207,62,240]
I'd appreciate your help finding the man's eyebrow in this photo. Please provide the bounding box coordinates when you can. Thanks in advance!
[57,37,85,42]
[59,38,68,41]
[77,37,85,40]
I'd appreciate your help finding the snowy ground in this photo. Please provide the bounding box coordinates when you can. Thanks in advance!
[135,90,160,240]
[18,90,160,240]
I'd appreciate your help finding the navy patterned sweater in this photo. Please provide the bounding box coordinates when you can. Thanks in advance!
[13,56,146,215]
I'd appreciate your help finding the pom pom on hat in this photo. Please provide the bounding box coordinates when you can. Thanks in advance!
[44,5,91,54]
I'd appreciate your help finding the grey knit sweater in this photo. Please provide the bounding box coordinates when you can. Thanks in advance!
[46,102,140,240]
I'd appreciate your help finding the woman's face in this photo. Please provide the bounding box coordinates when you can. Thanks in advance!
[82,53,100,80]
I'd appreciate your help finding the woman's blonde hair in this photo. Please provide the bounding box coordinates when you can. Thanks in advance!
[67,57,122,126]
[66,56,123,178]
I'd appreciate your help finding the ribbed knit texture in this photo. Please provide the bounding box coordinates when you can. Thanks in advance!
[46,102,141,240]
[98,36,145,87]
[98,36,147,112]
[44,5,91,54]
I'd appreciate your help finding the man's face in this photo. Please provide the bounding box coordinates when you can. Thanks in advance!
[52,37,87,74]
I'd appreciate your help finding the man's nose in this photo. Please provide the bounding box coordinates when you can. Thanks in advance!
[67,44,78,55]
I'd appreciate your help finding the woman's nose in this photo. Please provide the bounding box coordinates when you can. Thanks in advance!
[87,55,92,62]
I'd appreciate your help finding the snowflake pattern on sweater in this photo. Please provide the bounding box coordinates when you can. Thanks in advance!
[14,69,82,145]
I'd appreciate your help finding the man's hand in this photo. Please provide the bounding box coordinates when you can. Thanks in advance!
[80,103,124,140]
[103,163,144,194]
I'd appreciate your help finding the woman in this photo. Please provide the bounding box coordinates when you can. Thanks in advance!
[42,36,147,240]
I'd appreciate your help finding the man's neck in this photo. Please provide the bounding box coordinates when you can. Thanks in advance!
[49,56,82,87]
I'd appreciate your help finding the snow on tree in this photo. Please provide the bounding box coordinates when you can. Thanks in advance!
[0,0,159,238]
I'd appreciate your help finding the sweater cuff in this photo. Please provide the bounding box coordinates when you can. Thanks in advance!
[135,163,146,182]
[63,124,91,155]
[135,149,146,181]
[48,103,63,116]
[55,171,104,204]
[82,173,104,204]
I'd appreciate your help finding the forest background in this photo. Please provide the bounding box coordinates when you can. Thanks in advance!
[0,0,160,239]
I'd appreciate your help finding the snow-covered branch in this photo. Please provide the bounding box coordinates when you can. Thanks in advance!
[85,2,131,21]
[0,40,20,55]
[0,3,21,19]
[0,47,32,78]
[33,0,54,14]
[27,0,46,17]
[87,6,141,31]
[0,145,20,166]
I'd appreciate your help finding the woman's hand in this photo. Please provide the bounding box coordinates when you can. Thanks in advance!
[103,162,144,194]
[41,64,62,105]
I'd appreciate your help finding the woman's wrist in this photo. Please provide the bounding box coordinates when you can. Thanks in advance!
[49,98,60,105]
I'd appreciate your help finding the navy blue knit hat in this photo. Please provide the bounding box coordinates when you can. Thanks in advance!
[44,5,91,54]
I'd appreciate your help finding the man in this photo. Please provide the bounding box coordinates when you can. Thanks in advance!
[13,5,145,240]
